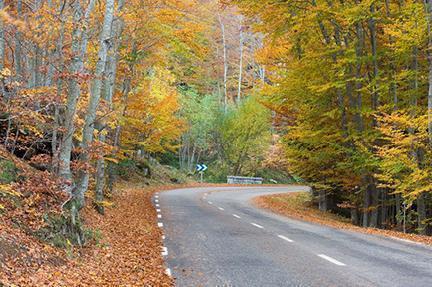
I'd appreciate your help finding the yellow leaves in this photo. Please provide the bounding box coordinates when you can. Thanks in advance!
[0,68,12,79]
[104,157,119,164]
[95,200,114,207]
[0,184,21,197]
[375,110,432,204]
[121,67,184,154]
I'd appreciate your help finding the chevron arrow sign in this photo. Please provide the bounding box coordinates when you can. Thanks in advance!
[196,164,208,172]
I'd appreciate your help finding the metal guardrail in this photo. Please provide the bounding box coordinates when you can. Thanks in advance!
[227,176,263,184]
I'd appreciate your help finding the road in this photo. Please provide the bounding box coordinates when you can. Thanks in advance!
[154,186,432,287]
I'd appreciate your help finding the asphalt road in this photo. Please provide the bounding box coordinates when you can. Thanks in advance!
[154,186,432,287]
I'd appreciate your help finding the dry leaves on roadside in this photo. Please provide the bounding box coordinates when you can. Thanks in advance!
[254,192,432,246]
[1,184,176,286]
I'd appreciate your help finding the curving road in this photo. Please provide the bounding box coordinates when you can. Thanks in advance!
[153,186,432,287]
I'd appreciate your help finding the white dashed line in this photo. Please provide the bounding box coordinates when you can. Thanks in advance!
[158,222,163,227]
[277,235,294,243]
[155,199,159,203]
[251,223,264,229]
[318,254,346,266]
[156,209,161,212]
[157,214,162,219]
[232,214,241,219]
[218,207,225,211]
[155,195,159,199]
[156,204,160,207]
[162,246,168,256]
[208,201,213,205]
[162,235,166,240]
[165,268,172,277]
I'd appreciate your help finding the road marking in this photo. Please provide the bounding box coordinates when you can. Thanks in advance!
[157,214,162,219]
[318,254,346,266]
[155,195,159,199]
[165,268,172,277]
[155,199,159,203]
[156,204,160,207]
[156,209,161,212]
[162,235,166,240]
[158,222,163,228]
[162,246,168,256]
[218,207,224,211]
[232,214,241,219]
[208,201,213,205]
[277,235,294,243]
[251,223,264,229]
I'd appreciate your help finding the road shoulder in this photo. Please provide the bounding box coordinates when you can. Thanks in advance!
[253,192,432,247]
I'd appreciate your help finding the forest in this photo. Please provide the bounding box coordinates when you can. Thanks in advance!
[0,0,432,272]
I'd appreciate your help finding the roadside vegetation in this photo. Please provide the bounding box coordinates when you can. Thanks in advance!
[2,0,432,284]
[255,192,432,246]
[234,0,432,236]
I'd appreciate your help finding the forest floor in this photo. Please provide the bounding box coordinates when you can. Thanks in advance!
[254,192,432,246]
[0,182,180,286]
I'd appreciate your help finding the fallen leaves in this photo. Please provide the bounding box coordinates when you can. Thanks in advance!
[254,192,432,246]
[1,184,175,286]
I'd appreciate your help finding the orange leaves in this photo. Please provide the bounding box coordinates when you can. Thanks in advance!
[1,185,174,286]
[121,67,184,154]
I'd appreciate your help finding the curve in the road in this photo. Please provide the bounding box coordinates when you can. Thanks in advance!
[154,186,432,287]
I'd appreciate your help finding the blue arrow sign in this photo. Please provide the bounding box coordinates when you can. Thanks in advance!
[196,164,208,172]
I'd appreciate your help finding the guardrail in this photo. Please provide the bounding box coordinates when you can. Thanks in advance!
[227,176,263,185]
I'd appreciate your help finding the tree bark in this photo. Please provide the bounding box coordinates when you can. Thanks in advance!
[58,0,95,181]
[0,0,4,71]
[237,17,243,104]
[75,0,115,201]
[218,14,228,113]
[94,0,125,213]
[426,0,432,144]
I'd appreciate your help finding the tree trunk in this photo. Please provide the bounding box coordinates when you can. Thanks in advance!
[58,0,85,181]
[218,14,228,113]
[75,0,115,200]
[94,0,125,212]
[318,190,328,212]
[14,0,23,81]
[237,17,243,104]
[58,0,95,181]
[426,0,432,144]
[52,10,66,173]
[94,133,106,215]
[0,0,4,71]
[417,193,427,235]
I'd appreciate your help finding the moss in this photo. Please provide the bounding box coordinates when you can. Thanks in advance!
[0,158,21,184]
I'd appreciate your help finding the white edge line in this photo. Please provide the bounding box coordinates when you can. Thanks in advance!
[158,222,163,227]
[318,254,346,266]
[277,235,294,243]
[251,223,264,229]
[165,268,172,277]
[218,207,224,211]
[232,214,241,219]
[389,236,424,246]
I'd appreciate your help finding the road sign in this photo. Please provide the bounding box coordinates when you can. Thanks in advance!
[196,164,208,172]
